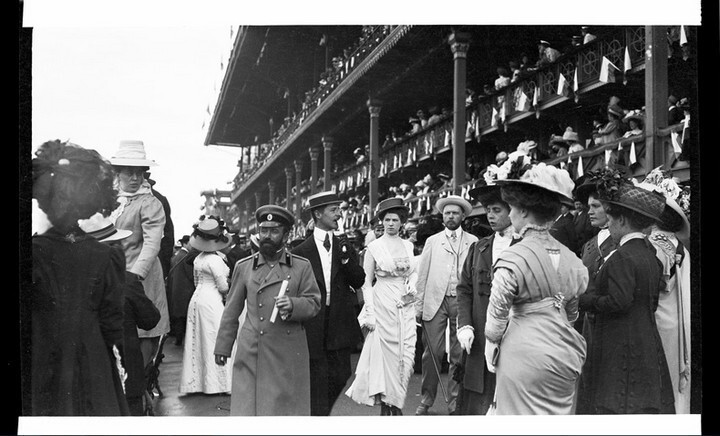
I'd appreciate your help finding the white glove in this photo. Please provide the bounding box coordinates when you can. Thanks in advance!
[485,341,499,373]
[457,327,474,354]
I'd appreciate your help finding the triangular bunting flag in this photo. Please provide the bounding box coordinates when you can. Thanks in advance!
[516,91,529,112]
[567,154,572,165]
[599,56,619,83]
[491,107,499,127]
[444,128,451,147]
[671,132,683,153]
[577,155,584,177]
[629,142,637,164]
[618,141,623,151]
[557,73,569,96]
[573,68,579,93]
[682,115,690,143]
[623,47,631,85]
[499,103,506,123]
[605,149,612,165]
[532,85,539,107]
[680,26,688,46]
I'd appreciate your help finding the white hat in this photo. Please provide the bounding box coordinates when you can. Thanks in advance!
[435,195,473,216]
[78,212,133,242]
[109,140,158,167]
[496,162,575,205]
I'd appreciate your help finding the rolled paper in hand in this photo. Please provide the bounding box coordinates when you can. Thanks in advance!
[270,279,290,323]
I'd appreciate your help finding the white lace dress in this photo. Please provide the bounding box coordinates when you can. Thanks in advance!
[179,252,233,394]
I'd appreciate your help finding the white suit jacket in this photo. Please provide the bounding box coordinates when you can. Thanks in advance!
[415,229,478,321]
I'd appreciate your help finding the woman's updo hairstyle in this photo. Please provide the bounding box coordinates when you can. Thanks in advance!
[501,183,562,223]
[33,140,118,232]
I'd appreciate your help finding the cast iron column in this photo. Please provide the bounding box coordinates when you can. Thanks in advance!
[322,136,333,191]
[309,146,321,195]
[449,31,470,195]
[294,160,303,222]
[268,181,276,205]
[285,166,293,211]
[367,99,382,216]
[644,26,669,170]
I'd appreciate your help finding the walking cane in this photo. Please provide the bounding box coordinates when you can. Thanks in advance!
[420,320,449,404]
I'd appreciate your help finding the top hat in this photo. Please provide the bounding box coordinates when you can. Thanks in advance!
[78,212,133,242]
[306,191,342,211]
[109,140,158,167]
[256,204,294,228]
[435,195,473,216]
[189,216,233,252]
[178,235,191,245]
[539,40,552,46]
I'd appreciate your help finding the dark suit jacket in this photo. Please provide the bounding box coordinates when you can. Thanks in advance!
[456,235,496,396]
[573,210,599,256]
[150,185,174,279]
[551,212,579,254]
[292,234,365,358]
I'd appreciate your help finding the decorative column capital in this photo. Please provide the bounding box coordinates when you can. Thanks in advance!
[322,136,333,152]
[294,159,303,172]
[309,147,321,161]
[285,166,294,178]
[448,32,471,59]
[268,181,276,189]
[367,99,383,118]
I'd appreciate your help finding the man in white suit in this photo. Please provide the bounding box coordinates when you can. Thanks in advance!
[414,195,477,415]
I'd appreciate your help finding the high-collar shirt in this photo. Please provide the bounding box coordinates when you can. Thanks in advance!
[313,227,333,305]
[492,225,514,262]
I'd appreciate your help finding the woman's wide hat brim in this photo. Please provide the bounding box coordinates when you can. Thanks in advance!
[189,233,233,252]
[494,163,575,206]
[601,184,665,221]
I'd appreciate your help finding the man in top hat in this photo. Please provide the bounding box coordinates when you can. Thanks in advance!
[291,191,366,416]
[214,205,321,416]
[414,195,478,415]
[454,180,515,415]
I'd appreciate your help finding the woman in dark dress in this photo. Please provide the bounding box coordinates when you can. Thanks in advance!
[579,177,675,414]
[30,140,129,415]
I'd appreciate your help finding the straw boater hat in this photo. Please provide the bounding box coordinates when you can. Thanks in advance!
[78,212,133,242]
[435,194,473,216]
[305,191,342,211]
[495,162,576,206]
[109,140,158,167]
[189,216,233,252]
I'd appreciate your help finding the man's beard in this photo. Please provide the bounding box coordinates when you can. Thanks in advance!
[259,239,283,258]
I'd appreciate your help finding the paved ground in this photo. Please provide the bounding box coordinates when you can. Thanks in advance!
[151,335,454,417]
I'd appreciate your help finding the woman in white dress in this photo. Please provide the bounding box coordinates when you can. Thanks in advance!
[179,216,234,394]
[346,198,418,415]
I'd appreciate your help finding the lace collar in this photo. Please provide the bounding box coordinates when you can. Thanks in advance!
[517,222,551,238]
